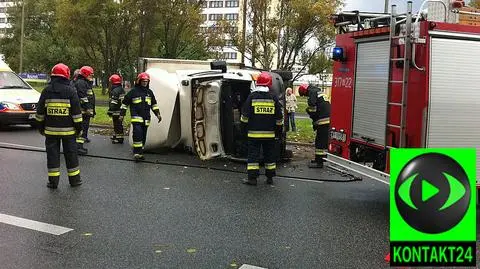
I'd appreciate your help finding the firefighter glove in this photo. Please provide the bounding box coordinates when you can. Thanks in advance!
[157,114,162,123]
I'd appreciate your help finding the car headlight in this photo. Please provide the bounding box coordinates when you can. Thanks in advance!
[0,101,22,112]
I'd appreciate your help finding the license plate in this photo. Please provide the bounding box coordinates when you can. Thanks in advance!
[28,114,36,119]
[330,130,346,142]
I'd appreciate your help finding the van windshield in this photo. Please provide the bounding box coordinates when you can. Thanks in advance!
[0,71,31,89]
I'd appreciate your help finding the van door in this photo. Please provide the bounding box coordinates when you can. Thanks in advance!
[192,79,225,160]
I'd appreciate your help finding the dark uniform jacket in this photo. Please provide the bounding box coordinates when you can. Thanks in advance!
[306,86,330,129]
[74,75,95,115]
[120,84,160,126]
[35,77,83,136]
[107,84,125,116]
[240,87,284,139]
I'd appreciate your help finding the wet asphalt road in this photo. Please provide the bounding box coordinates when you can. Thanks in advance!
[0,126,476,269]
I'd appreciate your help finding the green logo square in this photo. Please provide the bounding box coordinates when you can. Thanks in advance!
[390,148,476,266]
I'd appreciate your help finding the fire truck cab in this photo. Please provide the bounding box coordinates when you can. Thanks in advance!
[325,1,480,185]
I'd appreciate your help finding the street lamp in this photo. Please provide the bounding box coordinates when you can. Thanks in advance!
[19,0,25,74]
[384,0,389,13]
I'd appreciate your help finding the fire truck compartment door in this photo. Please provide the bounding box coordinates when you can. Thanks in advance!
[427,37,480,182]
[352,40,390,145]
[192,80,225,160]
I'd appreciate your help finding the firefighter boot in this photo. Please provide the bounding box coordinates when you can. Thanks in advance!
[111,136,123,144]
[242,177,257,186]
[47,176,59,189]
[77,144,88,155]
[308,159,324,169]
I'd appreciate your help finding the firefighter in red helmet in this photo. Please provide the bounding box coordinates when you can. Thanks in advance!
[298,83,330,168]
[119,72,161,161]
[240,72,283,185]
[107,74,125,144]
[74,65,95,155]
[35,63,83,188]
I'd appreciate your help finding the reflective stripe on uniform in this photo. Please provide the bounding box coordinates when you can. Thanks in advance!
[87,89,94,95]
[67,167,80,177]
[132,97,142,104]
[240,115,248,123]
[265,163,276,170]
[248,131,275,138]
[133,142,143,148]
[110,100,119,104]
[314,117,330,126]
[120,104,128,110]
[35,114,45,122]
[152,104,159,111]
[80,97,89,103]
[252,99,274,106]
[145,97,151,105]
[315,149,327,155]
[276,119,283,126]
[306,106,316,112]
[45,99,70,104]
[247,163,260,170]
[76,137,84,144]
[44,127,76,136]
[145,120,150,126]
[72,114,83,123]
[110,112,120,116]
[131,116,143,123]
[48,168,60,177]
[46,102,71,108]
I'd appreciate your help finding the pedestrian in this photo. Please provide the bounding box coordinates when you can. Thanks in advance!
[119,72,162,161]
[107,74,125,144]
[285,87,297,132]
[74,66,95,155]
[298,83,330,168]
[35,63,83,188]
[240,72,283,185]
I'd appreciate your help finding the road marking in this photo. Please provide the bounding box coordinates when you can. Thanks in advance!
[0,213,73,235]
[0,142,45,151]
[239,265,267,269]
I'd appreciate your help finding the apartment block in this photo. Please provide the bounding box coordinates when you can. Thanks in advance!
[200,0,245,63]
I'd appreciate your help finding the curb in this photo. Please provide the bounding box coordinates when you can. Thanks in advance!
[91,124,314,147]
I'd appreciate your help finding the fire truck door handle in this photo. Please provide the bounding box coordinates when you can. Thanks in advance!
[361,136,375,143]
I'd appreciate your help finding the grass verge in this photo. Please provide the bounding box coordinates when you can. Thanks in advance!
[90,106,130,127]
[286,118,315,144]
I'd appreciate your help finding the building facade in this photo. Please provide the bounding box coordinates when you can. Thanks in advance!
[201,0,245,63]
[0,1,13,37]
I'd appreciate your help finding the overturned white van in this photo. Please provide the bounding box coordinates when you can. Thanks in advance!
[134,58,293,161]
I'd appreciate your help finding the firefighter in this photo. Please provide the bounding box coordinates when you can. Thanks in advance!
[74,66,95,155]
[35,63,83,188]
[298,83,330,168]
[119,72,162,161]
[107,74,125,144]
[240,72,283,185]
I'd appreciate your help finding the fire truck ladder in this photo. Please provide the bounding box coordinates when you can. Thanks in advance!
[385,1,413,149]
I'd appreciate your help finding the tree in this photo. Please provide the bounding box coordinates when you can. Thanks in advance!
[276,0,342,70]
[470,0,480,8]
[302,49,332,75]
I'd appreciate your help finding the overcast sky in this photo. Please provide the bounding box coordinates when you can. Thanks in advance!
[342,0,426,13]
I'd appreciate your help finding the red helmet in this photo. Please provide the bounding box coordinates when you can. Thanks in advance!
[136,72,150,83]
[51,63,70,79]
[109,74,122,85]
[298,84,309,96]
[80,66,94,78]
[255,72,272,87]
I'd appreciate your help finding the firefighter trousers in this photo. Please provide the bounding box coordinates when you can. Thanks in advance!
[315,123,330,163]
[77,114,91,146]
[45,135,81,186]
[132,123,148,155]
[111,115,124,142]
[247,139,277,180]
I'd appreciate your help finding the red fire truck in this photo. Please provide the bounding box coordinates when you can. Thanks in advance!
[325,1,479,187]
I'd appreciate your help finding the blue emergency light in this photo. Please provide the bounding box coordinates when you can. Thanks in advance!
[332,47,346,62]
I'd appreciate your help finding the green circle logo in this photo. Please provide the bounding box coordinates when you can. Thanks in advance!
[394,153,471,234]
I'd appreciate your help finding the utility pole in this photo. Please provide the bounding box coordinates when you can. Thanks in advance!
[19,0,25,74]
[384,0,389,13]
